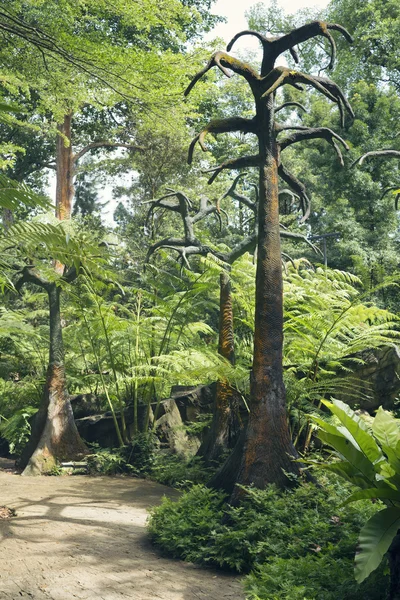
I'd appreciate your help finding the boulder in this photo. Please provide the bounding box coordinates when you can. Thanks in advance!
[337,346,400,411]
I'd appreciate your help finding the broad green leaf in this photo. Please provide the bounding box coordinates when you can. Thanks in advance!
[309,414,348,439]
[322,399,383,464]
[318,430,376,486]
[343,486,400,506]
[355,507,400,583]
[372,408,400,449]
[310,460,371,489]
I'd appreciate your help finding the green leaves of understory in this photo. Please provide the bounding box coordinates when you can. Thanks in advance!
[356,507,400,585]
[310,400,400,583]
[0,174,51,212]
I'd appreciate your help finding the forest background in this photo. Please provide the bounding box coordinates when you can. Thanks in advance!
[1,0,400,599]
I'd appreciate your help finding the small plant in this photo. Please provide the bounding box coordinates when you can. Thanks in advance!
[121,433,159,476]
[46,463,63,476]
[0,406,38,456]
[150,453,213,489]
[86,446,128,475]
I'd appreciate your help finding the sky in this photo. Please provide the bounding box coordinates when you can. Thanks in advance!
[99,0,330,224]
[208,0,330,45]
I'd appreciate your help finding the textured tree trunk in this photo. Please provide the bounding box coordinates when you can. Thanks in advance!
[211,97,301,501]
[55,112,74,275]
[20,283,87,475]
[197,271,241,465]
[56,111,74,220]
[2,208,13,232]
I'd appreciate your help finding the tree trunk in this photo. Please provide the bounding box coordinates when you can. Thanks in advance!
[388,533,400,600]
[197,271,242,465]
[2,208,13,232]
[19,283,87,475]
[211,97,302,502]
[56,111,74,220]
[54,112,74,275]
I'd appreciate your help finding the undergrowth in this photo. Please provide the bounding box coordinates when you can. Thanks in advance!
[147,476,387,600]
[86,439,212,487]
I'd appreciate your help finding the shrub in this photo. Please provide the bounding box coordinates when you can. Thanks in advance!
[150,453,213,489]
[148,476,388,598]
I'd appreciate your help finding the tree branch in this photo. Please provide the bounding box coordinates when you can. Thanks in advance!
[275,101,307,114]
[184,51,260,97]
[15,266,49,292]
[188,117,257,164]
[220,173,257,213]
[279,127,349,166]
[272,21,353,69]
[278,163,311,222]
[261,68,354,126]
[205,155,261,184]
[351,150,400,167]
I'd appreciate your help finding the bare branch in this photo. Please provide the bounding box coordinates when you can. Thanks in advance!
[205,155,261,184]
[279,230,321,254]
[351,150,400,168]
[271,21,353,70]
[380,186,400,201]
[220,173,257,213]
[279,127,349,166]
[188,117,257,164]
[275,101,307,114]
[261,68,354,126]
[184,51,260,97]
[15,266,49,292]
[278,164,311,222]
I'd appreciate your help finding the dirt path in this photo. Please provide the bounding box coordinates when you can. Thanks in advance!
[0,464,243,600]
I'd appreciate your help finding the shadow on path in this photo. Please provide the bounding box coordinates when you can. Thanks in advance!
[0,472,243,600]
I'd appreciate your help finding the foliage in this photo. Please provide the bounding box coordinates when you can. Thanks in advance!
[0,405,37,455]
[86,445,130,476]
[121,433,159,476]
[310,399,400,583]
[150,453,213,489]
[148,477,386,598]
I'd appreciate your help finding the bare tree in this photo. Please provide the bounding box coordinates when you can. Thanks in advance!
[146,177,318,466]
[184,21,354,500]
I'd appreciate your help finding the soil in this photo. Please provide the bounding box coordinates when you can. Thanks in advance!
[0,458,243,600]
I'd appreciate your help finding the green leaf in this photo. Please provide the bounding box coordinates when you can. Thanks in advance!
[0,175,51,211]
[322,399,383,464]
[372,407,400,449]
[355,507,400,583]
[318,430,376,486]
[343,486,400,506]
[309,459,372,489]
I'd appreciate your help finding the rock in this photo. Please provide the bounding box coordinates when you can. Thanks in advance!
[70,394,102,419]
[337,346,400,412]
[154,398,199,457]
[171,383,216,422]
[74,384,216,454]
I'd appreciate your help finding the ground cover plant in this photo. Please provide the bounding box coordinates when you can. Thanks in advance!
[148,475,387,599]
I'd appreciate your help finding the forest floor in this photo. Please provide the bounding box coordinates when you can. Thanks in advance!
[0,458,243,600]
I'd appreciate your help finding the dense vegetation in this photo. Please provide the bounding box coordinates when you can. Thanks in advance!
[0,0,400,598]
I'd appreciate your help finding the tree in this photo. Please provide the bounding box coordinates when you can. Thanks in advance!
[146,175,318,468]
[0,219,109,474]
[184,22,353,500]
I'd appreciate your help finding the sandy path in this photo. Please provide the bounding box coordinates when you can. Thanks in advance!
[0,464,243,600]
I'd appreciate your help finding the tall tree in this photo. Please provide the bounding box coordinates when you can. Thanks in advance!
[185,22,353,500]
